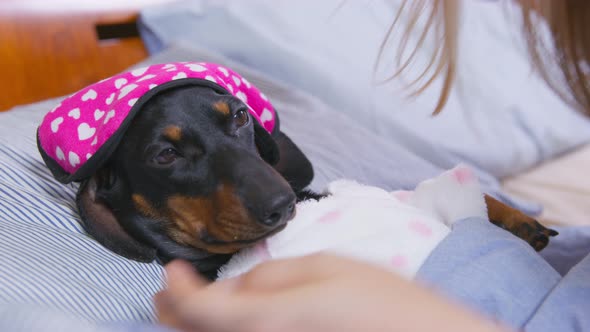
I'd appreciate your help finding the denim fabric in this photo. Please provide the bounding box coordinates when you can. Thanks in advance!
[418,217,590,331]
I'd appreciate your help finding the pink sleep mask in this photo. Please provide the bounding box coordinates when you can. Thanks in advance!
[37,62,278,183]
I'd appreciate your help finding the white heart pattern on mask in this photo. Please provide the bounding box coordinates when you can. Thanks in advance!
[94,109,105,121]
[103,110,116,124]
[131,67,148,77]
[81,89,97,101]
[128,98,138,107]
[137,74,156,82]
[115,78,128,89]
[236,91,248,103]
[56,146,65,161]
[218,67,229,77]
[186,64,206,72]
[172,72,187,80]
[118,84,138,100]
[106,93,115,105]
[232,76,241,87]
[68,151,80,167]
[67,108,81,120]
[91,137,98,146]
[77,123,96,141]
[50,117,64,133]
[260,108,273,123]
[242,77,251,88]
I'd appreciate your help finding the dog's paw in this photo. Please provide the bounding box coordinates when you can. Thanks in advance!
[490,217,558,251]
[527,221,559,251]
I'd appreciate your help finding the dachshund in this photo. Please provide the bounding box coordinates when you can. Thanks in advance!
[60,72,556,280]
[75,84,557,279]
[75,84,317,279]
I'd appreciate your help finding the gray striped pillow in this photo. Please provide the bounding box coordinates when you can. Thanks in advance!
[0,99,164,324]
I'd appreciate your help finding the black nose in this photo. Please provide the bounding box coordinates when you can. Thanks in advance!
[259,193,296,227]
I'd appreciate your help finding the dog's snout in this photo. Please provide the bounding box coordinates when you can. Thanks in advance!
[213,145,297,231]
[259,193,296,227]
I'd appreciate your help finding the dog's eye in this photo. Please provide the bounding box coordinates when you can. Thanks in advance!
[234,109,249,128]
[155,148,179,165]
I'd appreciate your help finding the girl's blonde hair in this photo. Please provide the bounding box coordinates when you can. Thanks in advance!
[384,0,590,115]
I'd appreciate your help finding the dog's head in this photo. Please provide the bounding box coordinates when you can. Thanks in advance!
[37,63,313,277]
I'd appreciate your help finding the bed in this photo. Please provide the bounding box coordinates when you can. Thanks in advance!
[1,0,589,330]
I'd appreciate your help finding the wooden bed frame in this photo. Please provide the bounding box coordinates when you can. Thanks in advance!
[0,0,172,111]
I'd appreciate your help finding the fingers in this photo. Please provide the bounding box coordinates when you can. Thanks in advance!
[237,253,362,291]
[156,260,257,331]
[161,260,241,305]
[155,261,206,331]
[155,292,192,331]
[165,260,208,295]
[156,255,333,331]
[155,255,391,332]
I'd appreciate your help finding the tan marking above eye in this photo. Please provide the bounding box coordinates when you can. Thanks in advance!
[132,194,161,219]
[213,101,231,116]
[162,125,182,142]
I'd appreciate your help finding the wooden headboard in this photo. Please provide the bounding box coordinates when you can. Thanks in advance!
[0,0,172,111]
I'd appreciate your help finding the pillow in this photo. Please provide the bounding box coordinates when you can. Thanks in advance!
[0,96,164,323]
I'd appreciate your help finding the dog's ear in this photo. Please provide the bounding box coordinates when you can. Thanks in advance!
[272,131,314,192]
[254,111,313,191]
[76,168,157,262]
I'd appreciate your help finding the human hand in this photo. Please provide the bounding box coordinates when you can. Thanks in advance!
[155,253,509,332]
